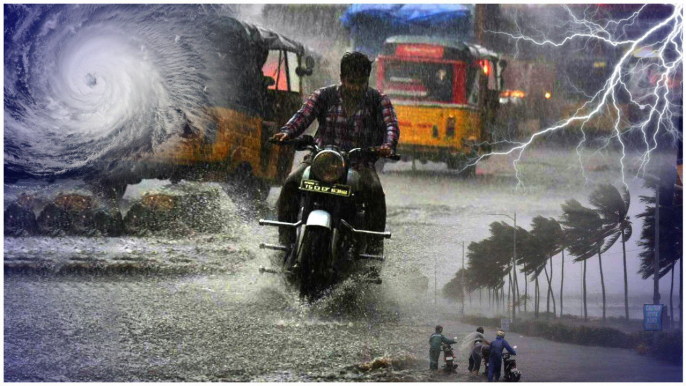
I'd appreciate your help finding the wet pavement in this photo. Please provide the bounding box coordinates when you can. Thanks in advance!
[4,147,683,381]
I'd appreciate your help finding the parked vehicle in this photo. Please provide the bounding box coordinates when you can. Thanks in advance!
[376,36,505,174]
[87,16,316,202]
[503,349,521,382]
[258,135,399,299]
[442,340,459,373]
[481,344,521,381]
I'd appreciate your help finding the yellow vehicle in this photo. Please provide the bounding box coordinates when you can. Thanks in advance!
[93,17,315,201]
[376,36,504,174]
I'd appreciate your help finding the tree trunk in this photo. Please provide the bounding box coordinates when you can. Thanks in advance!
[545,266,551,314]
[560,249,565,318]
[598,250,606,321]
[544,264,557,318]
[622,236,629,321]
[680,257,682,324]
[493,288,497,314]
[502,286,506,312]
[524,274,529,314]
[508,270,512,318]
[583,259,588,322]
[515,266,522,314]
[533,282,538,318]
[670,265,675,327]
[535,276,540,318]
[550,258,556,317]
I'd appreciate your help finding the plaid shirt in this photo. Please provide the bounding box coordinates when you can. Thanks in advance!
[280,85,399,151]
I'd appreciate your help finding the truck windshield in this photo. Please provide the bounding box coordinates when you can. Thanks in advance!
[382,61,453,103]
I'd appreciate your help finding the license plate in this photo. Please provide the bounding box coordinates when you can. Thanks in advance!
[445,357,453,361]
[299,179,351,197]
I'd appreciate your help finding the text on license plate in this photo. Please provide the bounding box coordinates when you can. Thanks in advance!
[299,180,351,197]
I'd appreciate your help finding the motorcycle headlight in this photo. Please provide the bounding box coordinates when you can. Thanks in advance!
[311,150,346,183]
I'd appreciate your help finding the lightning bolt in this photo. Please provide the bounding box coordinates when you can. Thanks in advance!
[469,4,682,189]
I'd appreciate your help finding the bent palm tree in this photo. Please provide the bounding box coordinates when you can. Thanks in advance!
[589,184,633,321]
[561,199,605,321]
[637,187,682,323]
[517,222,551,318]
[529,216,565,317]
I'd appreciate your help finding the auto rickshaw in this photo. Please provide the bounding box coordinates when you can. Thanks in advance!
[90,16,315,201]
[376,36,504,174]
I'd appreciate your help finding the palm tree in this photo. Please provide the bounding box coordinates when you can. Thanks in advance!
[529,216,565,317]
[487,221,530,317]
[466,238,508,314]
[637,188,682,325]
[517,222,548,318]
[560,199,605,321]
[442,268,466,303]
[589,184,633,321]
[466,222,522,316]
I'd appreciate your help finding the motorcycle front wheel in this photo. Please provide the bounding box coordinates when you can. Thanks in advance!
[296,226,332,300]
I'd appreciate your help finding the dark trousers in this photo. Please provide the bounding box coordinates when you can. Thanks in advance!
[429,349,440,370]
[488,357,501,382]
[469,347,482,373]
[276,160,386,253]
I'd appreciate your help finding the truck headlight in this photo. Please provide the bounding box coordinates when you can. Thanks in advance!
[311,150,346,183]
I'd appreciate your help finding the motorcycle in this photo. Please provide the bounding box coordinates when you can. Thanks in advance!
[442,340,459,373]
[482,345,491,376]
[481,345,521,382]
[258,135,399,299]
[503,348,521,382]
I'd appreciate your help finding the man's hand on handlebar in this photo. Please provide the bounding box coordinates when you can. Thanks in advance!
[272,132,290,142]
[378,144,392,158]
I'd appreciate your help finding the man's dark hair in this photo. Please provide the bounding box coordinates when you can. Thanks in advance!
[435,325,443,333]
[340,51,372,79]
[477,327,484,334]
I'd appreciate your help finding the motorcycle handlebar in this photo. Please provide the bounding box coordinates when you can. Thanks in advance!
[269,136,401,160]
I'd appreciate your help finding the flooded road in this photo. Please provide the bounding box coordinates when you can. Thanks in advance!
[4,148,683,381]
[6,273,681,382]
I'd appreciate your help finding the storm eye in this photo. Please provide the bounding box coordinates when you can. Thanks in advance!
[85,73,97,87]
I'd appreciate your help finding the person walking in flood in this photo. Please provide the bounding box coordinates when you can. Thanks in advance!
[488,330,516,381]
[429,325,456,370]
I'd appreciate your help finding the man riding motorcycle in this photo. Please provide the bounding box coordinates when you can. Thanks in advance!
[272,51,400,259]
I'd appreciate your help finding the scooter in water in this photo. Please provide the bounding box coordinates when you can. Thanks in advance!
[502,349,521,382]
[442,340,458,373]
